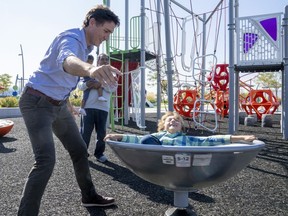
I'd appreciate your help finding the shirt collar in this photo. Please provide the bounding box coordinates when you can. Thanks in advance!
[80,28,94,54]
[163,131,183,138]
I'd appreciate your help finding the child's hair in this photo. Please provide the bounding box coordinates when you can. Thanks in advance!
[157,111,185,132]
[87,55,94,61]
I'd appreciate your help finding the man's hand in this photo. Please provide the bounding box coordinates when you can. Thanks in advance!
[63,56,121,85]
[89,65,120,88]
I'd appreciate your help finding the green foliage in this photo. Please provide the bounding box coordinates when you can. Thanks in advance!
[0,96,19,107]
[146,92,156,103]
[69,89,83,106]
[256,72,281,89]
[256,72,282,98]
[0,74,13,93]
[69,97,82,106]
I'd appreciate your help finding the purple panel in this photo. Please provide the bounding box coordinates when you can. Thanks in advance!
[260,17,277,41]
[243,33,258,53]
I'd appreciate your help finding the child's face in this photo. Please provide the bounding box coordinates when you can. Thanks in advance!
[98,56,109,65]
[163,115,182,134]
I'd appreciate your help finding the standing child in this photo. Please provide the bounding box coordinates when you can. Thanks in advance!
[78,53,116,163]
[78,54,108,116]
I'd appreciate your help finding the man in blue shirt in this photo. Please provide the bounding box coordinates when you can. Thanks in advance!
[18,5,120,216]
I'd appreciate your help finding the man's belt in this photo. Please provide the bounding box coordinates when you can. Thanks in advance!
[25,86,66,106]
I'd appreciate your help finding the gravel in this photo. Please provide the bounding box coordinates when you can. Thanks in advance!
[0,113,287,216]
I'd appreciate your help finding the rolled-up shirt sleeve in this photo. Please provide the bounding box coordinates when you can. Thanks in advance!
[56,37,82,71]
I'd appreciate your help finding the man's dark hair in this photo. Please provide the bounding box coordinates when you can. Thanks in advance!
[83,5,120,28]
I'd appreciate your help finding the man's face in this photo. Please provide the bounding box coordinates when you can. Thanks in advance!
[88,19,116,46]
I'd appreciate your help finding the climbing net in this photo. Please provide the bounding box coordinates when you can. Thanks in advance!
[129,67,146,129]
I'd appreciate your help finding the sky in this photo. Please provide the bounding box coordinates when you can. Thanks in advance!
[0,0,287,91]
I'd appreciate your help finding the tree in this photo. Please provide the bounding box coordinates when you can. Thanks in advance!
[255,72,282,98]
[0,74,13,93]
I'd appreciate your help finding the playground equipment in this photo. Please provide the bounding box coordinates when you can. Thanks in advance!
[207,64,229,91]
[207,63,230,117]
[107,139,265,216]
[105,1,287,140]
[174,63,231,122]
[192,98,219,132]
[241,89,280,120]
[233,10,287,139]
[0,119,14,137]
[109,51,156,129]
[212,89,229,117]
[173,89,200,118]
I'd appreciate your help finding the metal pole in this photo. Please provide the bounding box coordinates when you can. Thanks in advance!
[19,44,24,93]
[283,5,288,140]
[228,0,235,134]
[163,0,174,111]
[124,0,129,125]
[156,0,162,120]
[140,0,146,128]
[200,14,207,124]
[234,0,239,131]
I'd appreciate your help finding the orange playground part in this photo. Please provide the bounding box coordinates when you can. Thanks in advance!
[212,89,229,117]
[0,119,14,137]
[241,89,280,120]
[207,63,229,91]
[173,89,200,118]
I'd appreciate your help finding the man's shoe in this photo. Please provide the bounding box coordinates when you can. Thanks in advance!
[97,155,108,163]
[82,194,115,207]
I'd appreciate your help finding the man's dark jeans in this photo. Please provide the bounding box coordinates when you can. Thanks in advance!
[18,92,97,216]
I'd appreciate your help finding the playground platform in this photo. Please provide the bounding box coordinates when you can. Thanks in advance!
[0,113,287,216]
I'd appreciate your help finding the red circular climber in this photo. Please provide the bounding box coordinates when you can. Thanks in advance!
[207,64,229,91]
[173,89,200,118]
[211,89,229,117]
[241,89,280,120]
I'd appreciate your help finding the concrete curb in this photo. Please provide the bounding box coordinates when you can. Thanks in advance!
[0,107,22,118]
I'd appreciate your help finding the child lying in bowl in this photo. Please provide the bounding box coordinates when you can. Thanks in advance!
[104,111,256,146]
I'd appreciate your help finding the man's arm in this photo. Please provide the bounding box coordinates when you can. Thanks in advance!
[63,55,121,87]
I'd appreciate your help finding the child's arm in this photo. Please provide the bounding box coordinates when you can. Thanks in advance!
[230,135,256,142]
[104,134,123,141]
[104,133,143,143]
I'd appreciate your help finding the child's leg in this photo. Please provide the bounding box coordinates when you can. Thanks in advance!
[97,87,107,102]
[97,87,103,97]
[140,135,162,145]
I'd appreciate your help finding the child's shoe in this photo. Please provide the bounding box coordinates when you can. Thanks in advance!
[98,96,107,102]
